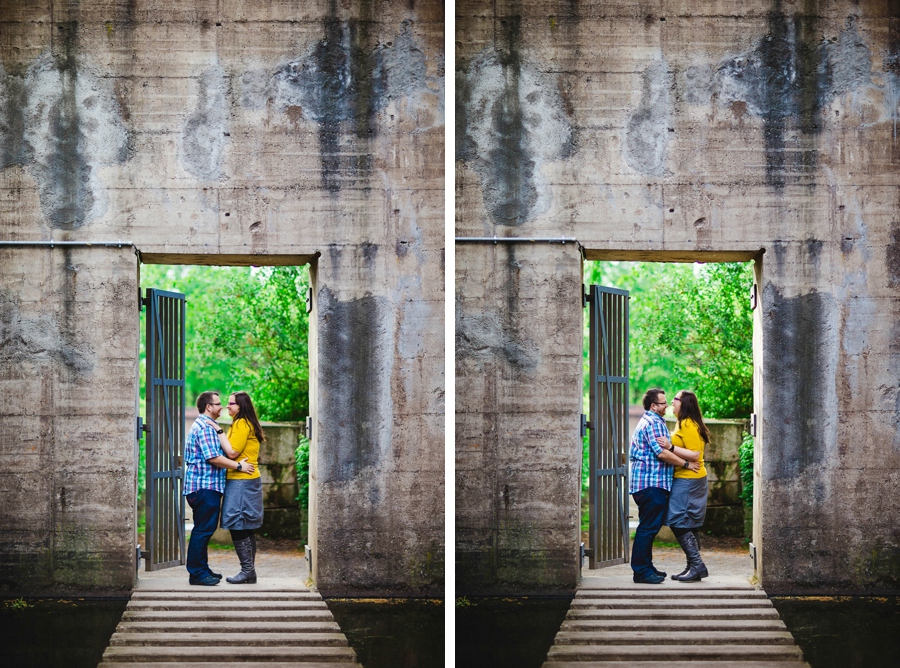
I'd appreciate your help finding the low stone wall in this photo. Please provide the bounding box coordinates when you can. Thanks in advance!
[660,418,749,539]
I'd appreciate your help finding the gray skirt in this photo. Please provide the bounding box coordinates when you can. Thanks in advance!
[220,477,264,531]
[666,476,708,528]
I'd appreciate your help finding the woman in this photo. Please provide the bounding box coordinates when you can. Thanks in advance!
[220,391,265,584]
[657,390,710,582]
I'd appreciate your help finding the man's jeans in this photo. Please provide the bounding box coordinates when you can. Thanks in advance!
[185,489,222,583]
[630,486,670,579]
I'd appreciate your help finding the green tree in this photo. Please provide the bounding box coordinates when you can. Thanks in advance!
[140,265,310,421]
[584,260,753,419]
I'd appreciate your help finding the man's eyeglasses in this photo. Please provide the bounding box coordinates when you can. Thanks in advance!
[653,401,668,407]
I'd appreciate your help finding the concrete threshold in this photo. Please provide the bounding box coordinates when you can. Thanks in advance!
[541,577,811,667]
[99,580,359,666]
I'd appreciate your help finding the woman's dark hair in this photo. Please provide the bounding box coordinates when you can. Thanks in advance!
[196,391,220,413]
[642,388,665,411]
[231,391,266,442]
[676,390,710,444]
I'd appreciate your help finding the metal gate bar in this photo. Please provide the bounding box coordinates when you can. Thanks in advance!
[145,288,186,571]
[588,285,630,569]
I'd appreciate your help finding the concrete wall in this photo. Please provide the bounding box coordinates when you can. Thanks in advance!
[457,0,900,595]
[0,1,443,597]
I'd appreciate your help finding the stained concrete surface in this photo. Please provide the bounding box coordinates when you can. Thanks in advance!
[1,1,444,599]
[457,0,900,597]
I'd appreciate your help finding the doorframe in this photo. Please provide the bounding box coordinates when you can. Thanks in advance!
[581,248,765,583]
[133,252,318,578]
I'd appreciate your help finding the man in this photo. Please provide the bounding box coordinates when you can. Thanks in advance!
[629,388,700,584]
[184,390,254,586]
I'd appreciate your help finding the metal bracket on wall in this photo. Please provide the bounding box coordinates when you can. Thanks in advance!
[581,414,592,438]
[749,542,757,571]
[305,287,313,314]
[750,283,758,310]
[305,416,312,440]
[750,413,757,437]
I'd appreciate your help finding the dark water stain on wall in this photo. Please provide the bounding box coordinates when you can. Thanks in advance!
[0,67,26,168]
[0,288,94,373]
[763,285,832,479]
[179,66,229,181]
[623,59,673,176]
[888,223,900,287]
[47,21,94,228]
[458,10,573,227]
[455,310,540,376]
[317,286,392,483]
[487,15,537,225]
[716,3,828,189]
[5,19,131,228]
[262,13,426,193]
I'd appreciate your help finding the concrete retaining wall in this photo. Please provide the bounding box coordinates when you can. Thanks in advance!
[457,0,900,596]
[0,1,444,597]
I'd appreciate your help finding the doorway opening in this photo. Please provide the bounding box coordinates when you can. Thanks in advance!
[582,254,762,581]
[136,258,313,581]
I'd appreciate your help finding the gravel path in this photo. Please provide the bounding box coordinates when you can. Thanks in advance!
[582,535,756,584]
[138,537,309,583]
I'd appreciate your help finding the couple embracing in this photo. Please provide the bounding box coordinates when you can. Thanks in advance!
[182,390,266,586]
[630,387,711,585]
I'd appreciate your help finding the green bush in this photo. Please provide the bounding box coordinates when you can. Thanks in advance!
[295,435,310,511]
[739,432,754,508]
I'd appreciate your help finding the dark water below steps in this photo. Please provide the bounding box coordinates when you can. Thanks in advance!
[0,598,128,667]
[0,596,445,668]
[455,596,900,668]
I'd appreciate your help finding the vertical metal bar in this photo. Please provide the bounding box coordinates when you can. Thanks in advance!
[145,290,155,571]
[588,286,598,569]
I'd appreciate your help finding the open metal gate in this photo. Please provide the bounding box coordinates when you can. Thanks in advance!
[587,285,630,569]
[143,288,186,571]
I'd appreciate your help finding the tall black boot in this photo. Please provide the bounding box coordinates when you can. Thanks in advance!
[674,530,708,581]
[226,537,257,584]
[670,528,691,580]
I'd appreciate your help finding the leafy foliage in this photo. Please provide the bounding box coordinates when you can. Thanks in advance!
[584,261,754,419]
[739,432,754,508]
[140,265,311,422]
[295,435,310,511]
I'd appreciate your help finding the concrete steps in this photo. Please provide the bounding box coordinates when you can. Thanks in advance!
[99,586,358,666]
[542,583,810,667]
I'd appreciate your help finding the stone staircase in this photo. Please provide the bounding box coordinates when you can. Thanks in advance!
[542,582,811,667]
[98,582,358,666]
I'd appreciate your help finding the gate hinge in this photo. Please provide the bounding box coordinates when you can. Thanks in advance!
[581,414,593,437]
[136,417,144,441]
[750,282,758,311]
[749,413,757,437]
[582,285,589,308]
[304,416,312,440]
[305,287,313,314]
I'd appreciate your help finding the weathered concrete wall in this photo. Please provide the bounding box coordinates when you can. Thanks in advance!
[1,1,443,597]
[457,1,900,595]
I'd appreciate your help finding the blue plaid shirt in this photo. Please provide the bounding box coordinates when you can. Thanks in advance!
[183,415,226,495]
[629,410,674,494]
